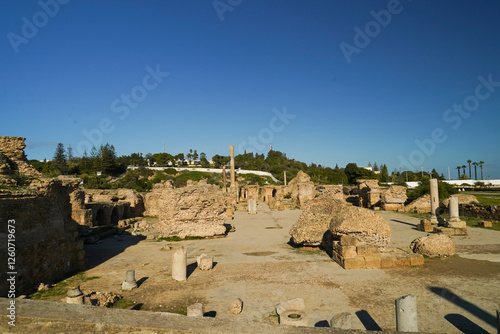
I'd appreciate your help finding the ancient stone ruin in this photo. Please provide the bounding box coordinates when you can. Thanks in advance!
[157,184,228,238]
[0,136,41,183]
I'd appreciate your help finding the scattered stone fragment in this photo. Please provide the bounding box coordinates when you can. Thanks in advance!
[229,298,243,314]
[66,285,84,304]
[275,298,305,316]
[410,234,455,257]
[121,270,138,291]
[330,312,352,329]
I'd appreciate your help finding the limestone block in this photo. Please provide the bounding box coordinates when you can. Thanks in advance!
[187,303,204,317]
[330,312,352,329]
[410,234,455,257]
[343,257,365,269]
[172,246,187,281]
[339,245,357,258]
[340,235,358,246]
[364,255,381,269]
[478,221,492,227]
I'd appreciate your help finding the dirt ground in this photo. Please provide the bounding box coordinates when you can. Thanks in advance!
[82,203,500,333]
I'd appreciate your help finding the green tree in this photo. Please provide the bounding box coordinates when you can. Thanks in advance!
[379,164,389,182]
[479,161,484,180]
[212,154,229,168]
[467,159,472,179]
[200,152,210,167]
[373,162,379,171]
[473,162,479,180]
[53,143,67,173]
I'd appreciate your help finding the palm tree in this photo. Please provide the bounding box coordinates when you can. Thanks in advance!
[467,160,472,179]
[462,165,466,176]
[473,162,479,180]
[479,161,485,180]
[456,166,461,179]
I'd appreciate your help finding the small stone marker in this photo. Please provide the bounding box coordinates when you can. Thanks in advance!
[197,253,213,270]
[187,303,204,317]
[275,298,305,316]
[479,221,492,227]
[229,298,243,314]
[395,294,418,332]
[121,270,138,290]
[330,312,352,329]
[172,246,187,281]
[66,285,84,304]
[248,199,257,214]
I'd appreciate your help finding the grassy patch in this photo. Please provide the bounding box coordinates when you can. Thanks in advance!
[292,248,324,255]
[30,272,100,300]
[111,298,136,309]
[466,193,500,206]
[155,235,206,242]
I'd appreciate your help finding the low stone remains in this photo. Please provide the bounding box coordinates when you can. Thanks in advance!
[410,234,455,257]
[418,219,434,232]
[187,303,204,317]
[229,298,243,314]
[158,185,227,238]
[329,205,392,247]
[289,198,345,247]
[381,185,407,211]
[287,170,315,206]
[275,298,305,316]
[439,196,467,235]
[357,179,380,208]
[121,270,138,291]
[332,235,424,269]
[403,194,431,214]
[478,221,493,227]
[196,253,213,270]
[247,198,257,214]
[441,194,478,207]
[330,312,352,329]
[316,185,344,201]
[83,290,123,307]
[143,180,175,216]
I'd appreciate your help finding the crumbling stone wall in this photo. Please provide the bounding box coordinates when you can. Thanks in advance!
[0,179,86,296]
[380,185,407,211]
[143,180,174,216]
[357,179,380,208]
[158,185,227,238]
[0,136,41,181]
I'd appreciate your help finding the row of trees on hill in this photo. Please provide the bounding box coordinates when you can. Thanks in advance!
[31,143,453,187]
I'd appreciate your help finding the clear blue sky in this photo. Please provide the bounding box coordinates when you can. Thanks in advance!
[1,0,499,179]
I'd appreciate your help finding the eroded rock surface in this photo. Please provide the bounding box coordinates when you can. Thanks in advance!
[410,234,455,257]
[158,185,227,238]
[329,206,391,247]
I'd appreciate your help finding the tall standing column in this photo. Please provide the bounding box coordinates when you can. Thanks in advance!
[429,178,440,224]
[172,246,187,281]
[284,171,287,186]
[448,196,460,221]
[229,145,235,188]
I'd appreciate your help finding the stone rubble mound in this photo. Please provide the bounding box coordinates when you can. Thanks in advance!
[329,205,392,247]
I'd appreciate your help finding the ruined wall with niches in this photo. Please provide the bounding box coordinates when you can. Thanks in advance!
[0,136,41,177]
[0,179,86,296]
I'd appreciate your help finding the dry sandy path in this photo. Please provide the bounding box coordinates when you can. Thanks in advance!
[83,203,500,333]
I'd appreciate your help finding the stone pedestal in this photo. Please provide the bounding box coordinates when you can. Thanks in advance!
[172,246,187,281]
[330,312,351,329]
[248,199,257,214]
[429,179,440,225]
[66,285,84,304]
[197,253,213,270]
[187,303,204,317]
[122,270,137,290]
[395,294,418,332]
[280,310,308,327]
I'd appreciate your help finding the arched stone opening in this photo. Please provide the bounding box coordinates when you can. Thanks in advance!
[110,207,119,225]
[96,208,107,226]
